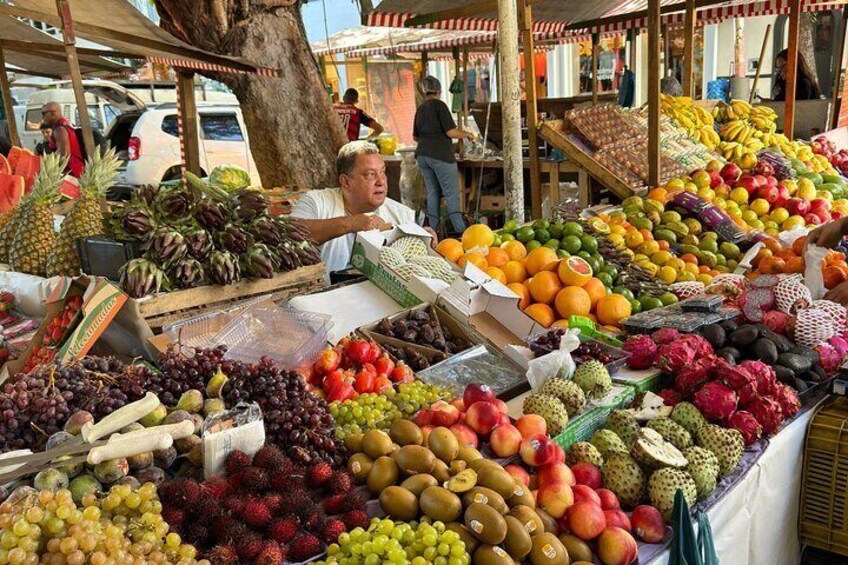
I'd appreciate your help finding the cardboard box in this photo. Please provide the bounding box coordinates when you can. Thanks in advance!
[612,368,665,394]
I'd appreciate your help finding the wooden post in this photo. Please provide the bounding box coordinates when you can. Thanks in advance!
[55,0,94,158]
[462,48,470,156]
[648,0,661,187]
[785,0,801,140]
[591,32,599,104]
[830,12,848,130]
[682,0,696,97]
[0,43,19,147]
[522,0,542,219]
[176,70,201,176]
[498,0,524,222]
[749,25,772,103]
[453,47,464,156]
[629,29,638,73]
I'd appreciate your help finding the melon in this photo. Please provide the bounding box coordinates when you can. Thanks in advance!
[0,154,9,175]
[0,174,25,213]
[557,256,594,287]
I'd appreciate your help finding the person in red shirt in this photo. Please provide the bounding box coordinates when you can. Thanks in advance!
[333,88,384,142]
[41,102,84,177]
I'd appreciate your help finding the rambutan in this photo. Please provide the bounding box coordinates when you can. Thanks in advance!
[323,494,347,516]
[252,444,286,471]
[307,461,334,488]
[192,495,222,522]
[254,540,286,565]
[305,508,325,532]
[279,487,309,512]
[161,506,185,529]
[227,472,243,491]
[240,497,272,528]
[160,478,202,506]
[268,517,300,544]
[294,497,317,520]
[289,533,323,561]
[343,510,369,530]
[225,450,252,476]
[328,471,353,495]
[322,519,346,544]
[235,533,263,560]
[342,490,365,513]
[224,495,246,515]
[182,522,210,546]
[240,466,269,494]
[205,544,238,565]
[221,520,250,545]
[263,494,283,516]
[210,515,235,542]
[202,476,231,499]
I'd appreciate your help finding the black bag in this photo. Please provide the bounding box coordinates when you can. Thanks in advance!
[59,124,107,160]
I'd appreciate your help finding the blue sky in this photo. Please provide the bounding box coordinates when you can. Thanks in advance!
[301,0,362,44]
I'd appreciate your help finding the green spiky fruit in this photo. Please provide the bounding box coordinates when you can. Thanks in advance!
[572,360,612,398]
[648,417,693,451]
[695,424,744,476]
[390,236,428,260]
[683,446,720,499]
[648,468,698,521]
[602,453,646,509]
[670,402,708,436]
[379,246,406,269]
[606,410,641,448]
[566,441,604,467]
[631,428,688,469]
[590,429,627,461]
[523,393,569,437]
[540,379,586,416]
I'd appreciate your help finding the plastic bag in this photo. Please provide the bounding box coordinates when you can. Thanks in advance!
[524,330,580,391]
[669,490,720,565]
[778,226,811,249]
[804,244,830,300]
[202,402,265,478]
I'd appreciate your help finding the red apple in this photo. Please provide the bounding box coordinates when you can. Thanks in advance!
[775,184,790,206]
[810,198,832,213]
[737,175,759,194]
[805,213,823,225]
[465,401,501,435]
[708,170,722,188]
[537,481,575,518]
[520,434,557,467]
[631,506,665,543]
[720,163,741,184]
[816,210,832,223]
[414,409,432,427]
[538,463,575,488]
[833,211,844,220]
[604,510,632,532]
[570,462,602,489]
[787,197,811,216]
[765,175,778,188]
[449,423,478,448]
[463,383,495,408]
[504,464,530,487]
[430,401,461,427]
[595,489,621,511]
[490,423,522,457]
[571,484,602,506]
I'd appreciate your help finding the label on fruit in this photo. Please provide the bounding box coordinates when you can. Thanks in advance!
[473,493,489,504]
[673,190,710,213]
[469,520,484,535]
[524,520,537,533]
[493,547,508,558]
[513,485,525,497]
[350,461,361,473]
[542,544,556,558]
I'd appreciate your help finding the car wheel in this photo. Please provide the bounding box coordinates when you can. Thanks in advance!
[161,167,207,183]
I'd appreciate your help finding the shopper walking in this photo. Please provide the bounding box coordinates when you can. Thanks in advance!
[333,88,384,142]
[773,49,822,101]
[413,76,474,235]
[41,102,84,177]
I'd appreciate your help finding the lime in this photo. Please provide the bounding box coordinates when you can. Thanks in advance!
[659,292,679,306]
[563,222,584,237]
[503,219,519,233]
[533,219,551,230]
[561,235,582,254]
[579,235,599,254]
[549,224,564,239]
[640,296,664,311]
[535,228,551,242]
[544,239,560,250]
[602,265,619,279]
[629,299,643,314]
[586,256,601,274]
[525,240,542,252]
[592,253,605,268]
[491,234,503,247]
[557,249,571,259]
[596,272,614,288]
[516,226,535,243]
[577,251,592,262]
[613,286,635,300]
[501,233,516,242]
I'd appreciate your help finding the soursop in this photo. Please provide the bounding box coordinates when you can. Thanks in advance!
[540,378,586,416]
[648,417,693,450]
[590,429,628,461]
[572,360,612,398]
[602,452,646,509]
[631,428,688,469]
[522,393,569,437]
[683,446,720,499]
[695,424,744,476]
[606,410,641,448]
[648,468,698,521]
[566,441,604,467]
[670,402,708,436]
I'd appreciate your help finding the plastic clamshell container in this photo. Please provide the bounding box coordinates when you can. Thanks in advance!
[574,335,631,375]
[162,296,270,350]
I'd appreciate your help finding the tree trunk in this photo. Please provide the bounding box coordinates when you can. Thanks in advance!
[155,1,347,189]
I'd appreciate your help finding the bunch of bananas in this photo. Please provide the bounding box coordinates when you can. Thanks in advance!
[660,94,720,150]
[712,100,783,159]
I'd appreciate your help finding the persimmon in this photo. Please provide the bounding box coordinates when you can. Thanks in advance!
[824,266,848,289]
[759,256,787,275]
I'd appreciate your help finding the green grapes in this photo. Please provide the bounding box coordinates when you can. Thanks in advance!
[331,393,401,440]
[392,381,453,419]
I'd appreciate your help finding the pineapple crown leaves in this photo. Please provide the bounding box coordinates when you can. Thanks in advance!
[79,147,121,198]
[30,153,70,206]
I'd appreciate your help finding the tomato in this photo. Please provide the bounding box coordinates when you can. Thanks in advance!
[344,339,372,364]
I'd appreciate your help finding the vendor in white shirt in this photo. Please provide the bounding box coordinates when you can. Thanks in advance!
[292,141,426,279]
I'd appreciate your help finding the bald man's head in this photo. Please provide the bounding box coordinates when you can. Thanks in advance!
[41,102,62,126]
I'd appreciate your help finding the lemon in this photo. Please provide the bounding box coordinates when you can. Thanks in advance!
[750,198,770,216]
[658,266,677,284]
[651,251,672,266]
[770,208,790,223]
[730,187,749,204]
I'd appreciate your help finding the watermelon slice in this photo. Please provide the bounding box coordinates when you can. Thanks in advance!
[0,174,25,213]
[15,151,41,194]
[6,147,21,172]
[59,177,80,199]
[0,154,9,175]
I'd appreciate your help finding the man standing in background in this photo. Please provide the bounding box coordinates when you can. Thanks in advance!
[333,88,384,142]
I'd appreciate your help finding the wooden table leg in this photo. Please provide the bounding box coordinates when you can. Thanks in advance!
[578,168,590,206]
[550,161,560,209]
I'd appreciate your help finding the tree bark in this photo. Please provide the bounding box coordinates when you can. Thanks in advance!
[155,0,347,189]
[800,14,819,85]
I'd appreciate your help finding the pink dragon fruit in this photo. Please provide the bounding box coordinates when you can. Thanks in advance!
[744,396,784,435]
[715,360,754,391]
[622,335,658,370]
[738,360,777,396]
[657,388,683,406]
[829,335,848,358]
[652,328,682,346]
[763,310,791,335]
[772,384,801,419]
[726,411,763,446]
[657,340,697,375]
[738,288,776,323]
[693,381,739,422]
[678,333,715,358]
[815,343,843,374]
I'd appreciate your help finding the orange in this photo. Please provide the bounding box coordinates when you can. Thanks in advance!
[680,253,699,265]
[528,271,564,305]
[435,238,464,263]
[524,303,556,327]
[647,187,668,202]
[824,266,848,289]
[461,224,494,250]
[503,240,527,261]
[525,247,559,276]
[786,256,805,274]
[550,319,570,328]
[558,256,593,286]
[763,238,783,254]
[596,294,632,326]
[486,247,509,268]
[554,286,592,319]
[485,267,507,284]
[503,260,528,284]
[458,252,488,270]
[759,256,786,275]
[751,248,773,268]
[698,265,710,274]
[775,249,796,261]
[507,282,531,309]
[582,277,607,308]
[792,236,807,257]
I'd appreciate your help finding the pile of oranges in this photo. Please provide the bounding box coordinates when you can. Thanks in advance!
[752,236,848,289]
[436,225,633,329]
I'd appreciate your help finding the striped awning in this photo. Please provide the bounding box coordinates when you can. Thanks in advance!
[311,26,495,57]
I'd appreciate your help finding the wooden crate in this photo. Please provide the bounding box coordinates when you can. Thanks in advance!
[130,263,325,331]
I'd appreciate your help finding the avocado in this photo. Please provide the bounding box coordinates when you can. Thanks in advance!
[720,320,738,334]
[764,332,793,354]
[730,326,760,348]
[792,346,820,366]
[716,347,741,364]
[774,365,796,385]
[778,352,812,374]
[702,325,726,350]
[752,338,778,364]
[812,365,829,382]
[794,378,810,392]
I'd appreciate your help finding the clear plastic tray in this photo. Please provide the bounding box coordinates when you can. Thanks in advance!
[415,344,526,398]
[162,296,270,349]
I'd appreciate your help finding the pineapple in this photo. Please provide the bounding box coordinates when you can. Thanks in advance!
[47,149,121,276]
[9,154,68,276]
[0,205,28,264]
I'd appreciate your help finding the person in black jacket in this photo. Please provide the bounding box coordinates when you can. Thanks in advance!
[773,49,822,101]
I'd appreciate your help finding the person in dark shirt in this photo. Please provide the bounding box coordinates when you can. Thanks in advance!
[333,88,384,142]
[413,76,475,234]
[773,49,822,101]
[34,122,55,156]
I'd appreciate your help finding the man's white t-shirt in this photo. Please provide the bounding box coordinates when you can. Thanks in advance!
[291,187,414,276]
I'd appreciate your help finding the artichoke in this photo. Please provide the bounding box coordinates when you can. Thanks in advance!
[229,189,268,222]
[207,250,240,286]
[136,184,161,207]
[217,224,252,255]
[196,201,229,231]
[241,243,278,279]
[120,259,168,298]
[249,216,282,246]
[182,227,214,261]
[169,257,206,289]
[153,185,194,223]
[146,228,187,266]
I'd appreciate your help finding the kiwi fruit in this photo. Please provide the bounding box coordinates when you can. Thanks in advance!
[449,460,468,475]
[432,459,451,482]
[559,533,594,562]
[508,482,536,508]
[400,473,438,497]
[419,486,463,522]
[465,503,508,545]
[427,427,460,462]
[503,516,532,560]
[362,430,393,459]
[508,505,544,537]
[473,545,514,565]
[458,445,484,464]
[393,445,436,475]
[477,467,518,500]
[529,532,569,564]
[367,456,399,494]
[446,522,479,554]
[446,469,478,493]
[379,485,419,521]
[389,419,423,446]
[535,508,559,534]
[347,453,373,482]
[345,432,364,453]
[463,487,508,514]
[469,458,501,473]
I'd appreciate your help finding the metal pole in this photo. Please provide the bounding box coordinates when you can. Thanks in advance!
[522,0,542,219]
[498,0,524,222]
[830,12,848,130]
[592,32,599,104]
[0,43,19,147]
[55,0,94,157]
[785,0,801,140]
[682,0,696,97]
[648,0,661,187]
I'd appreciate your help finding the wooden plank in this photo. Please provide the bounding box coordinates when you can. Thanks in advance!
[498,0,524,222]
[135,263,325,319]
[176,70,201,175]
[750,25,772,103]
[682,0,696,98]
[785,0,802,140]
[831,12,848,130]
[522,0,542,220]
[0,43,19,146]
[538,120,634,200]
[591,33,599,105]
[55,0,95,158]
[648,0,661,186]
